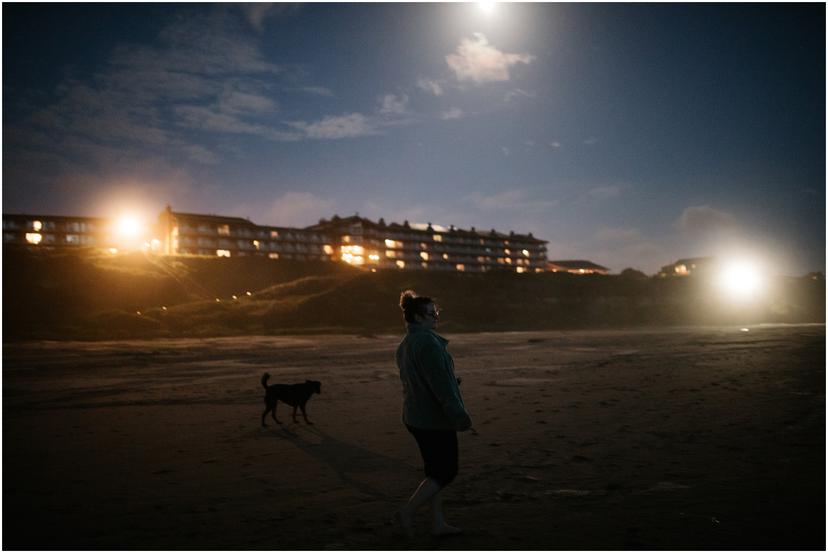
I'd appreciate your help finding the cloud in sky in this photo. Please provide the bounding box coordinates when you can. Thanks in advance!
[588,185,621,200]
[258,191,338,227]
[289,113,381,140]
[441,107,464,120]
[468,189,559,212]
[378,93,409,115]
[676,205,738,233]
[595,226,642,245]
[299,85,334,97]
[446,33,534,84]
[13,9,297,173]
[504,88,537,102]
[218,88,278,115]
[416,77,444,96]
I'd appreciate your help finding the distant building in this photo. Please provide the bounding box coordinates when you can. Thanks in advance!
[2,213,118,250]
[157,207,334,261]
[546,260,609,275]
[307,214,548,272]
[4,207,548,273]
[658,256,716,277]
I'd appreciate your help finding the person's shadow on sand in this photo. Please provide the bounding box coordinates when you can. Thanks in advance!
[264,425,412,502]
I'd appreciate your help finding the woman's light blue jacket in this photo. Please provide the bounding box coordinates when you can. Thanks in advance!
[396,322,472,431]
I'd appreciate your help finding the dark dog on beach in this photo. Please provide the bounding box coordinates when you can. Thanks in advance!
[261,373,322,426]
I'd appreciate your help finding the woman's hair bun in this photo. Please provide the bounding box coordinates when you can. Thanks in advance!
[399,289,418,311]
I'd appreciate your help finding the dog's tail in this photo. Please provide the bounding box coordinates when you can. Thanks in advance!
[261,372,270,389]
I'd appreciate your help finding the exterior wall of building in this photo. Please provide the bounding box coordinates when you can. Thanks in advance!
[2,214,117,250]
[5,209,548,273]
[658,257,715,277]
[309,217,548,273]
[159,209,336,261]
[546,262,609,275]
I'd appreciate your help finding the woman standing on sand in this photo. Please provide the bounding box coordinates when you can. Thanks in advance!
[395,290,473,538]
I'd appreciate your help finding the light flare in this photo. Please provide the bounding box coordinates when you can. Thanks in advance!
[716,259,764,301]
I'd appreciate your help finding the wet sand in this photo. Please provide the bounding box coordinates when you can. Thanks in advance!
[3,325,825,550]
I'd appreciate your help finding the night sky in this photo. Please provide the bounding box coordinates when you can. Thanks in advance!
[3,3,825,274]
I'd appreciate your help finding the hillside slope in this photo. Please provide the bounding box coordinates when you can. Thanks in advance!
[3,248,824,340]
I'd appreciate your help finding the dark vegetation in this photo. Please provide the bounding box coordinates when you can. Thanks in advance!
[3,248,824,340]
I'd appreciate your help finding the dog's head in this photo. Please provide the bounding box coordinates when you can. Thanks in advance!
[306,380,322,394]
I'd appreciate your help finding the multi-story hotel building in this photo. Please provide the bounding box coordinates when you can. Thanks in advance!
[157,208,335,261]
[306,214,547,273]
[2,213,119,250]
[4,206,549,273]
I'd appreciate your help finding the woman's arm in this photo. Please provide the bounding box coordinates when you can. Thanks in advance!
[416,338,473,431]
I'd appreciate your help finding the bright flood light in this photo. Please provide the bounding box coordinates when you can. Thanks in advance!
[716,260,764,301]
[478,1,496,14]
[116,214,142,238]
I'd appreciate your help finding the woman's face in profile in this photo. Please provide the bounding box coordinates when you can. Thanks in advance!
[418,302,440,329]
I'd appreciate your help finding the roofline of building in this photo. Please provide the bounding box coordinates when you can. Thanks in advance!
[307,214,548,244]
[3,213,111,222]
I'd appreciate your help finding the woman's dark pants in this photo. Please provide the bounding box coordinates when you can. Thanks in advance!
[405,424,458,487]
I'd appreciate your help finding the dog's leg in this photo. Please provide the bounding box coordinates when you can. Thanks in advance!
[272,401,282,425]
[300,404,313,425]
[291,405,299,423]
[261,405,270,427]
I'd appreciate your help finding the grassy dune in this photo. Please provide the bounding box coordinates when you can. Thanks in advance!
[3,248,824,340]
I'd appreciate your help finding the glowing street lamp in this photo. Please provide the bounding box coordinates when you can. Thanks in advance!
[715,259,765,302]
[478,1,497,15]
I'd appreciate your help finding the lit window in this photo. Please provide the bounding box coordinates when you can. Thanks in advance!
[421,262,428,269]
[108,248,118,255]
[522,249,530,257]
[456,264,466,271]
[32,220,42,231]
[342,245,364,255]
[433,234,442,242]
[270,230,279,238]
[368,254,380,261]
[217,224,230,236]
[216,249,231,257]
[420,252,429,261]
[253,240,260,250]
[419,242,428,249]
[341,252,365,265]
[25,233,42,245]
[675,264,688,275]
[65,234,80,244]
[505,257,512,264]
[477,256,487,262]
[516,267,526,273]
[385,250,397,258]
[323,244,334,255]
[396,260,406,269]
[442,253,449,260]
[268,253,280,259]
[579,268,586,274]
[385,238,403,248]
[504,248,511,255]
[342,235,351,243]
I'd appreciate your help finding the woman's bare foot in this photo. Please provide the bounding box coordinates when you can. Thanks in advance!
[396,509,414,539]
[432,523,463,537]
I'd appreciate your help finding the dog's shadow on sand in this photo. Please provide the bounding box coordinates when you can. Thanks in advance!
[263,425,411,501]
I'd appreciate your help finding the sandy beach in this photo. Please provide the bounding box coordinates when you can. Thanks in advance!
[3,324,824,550]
